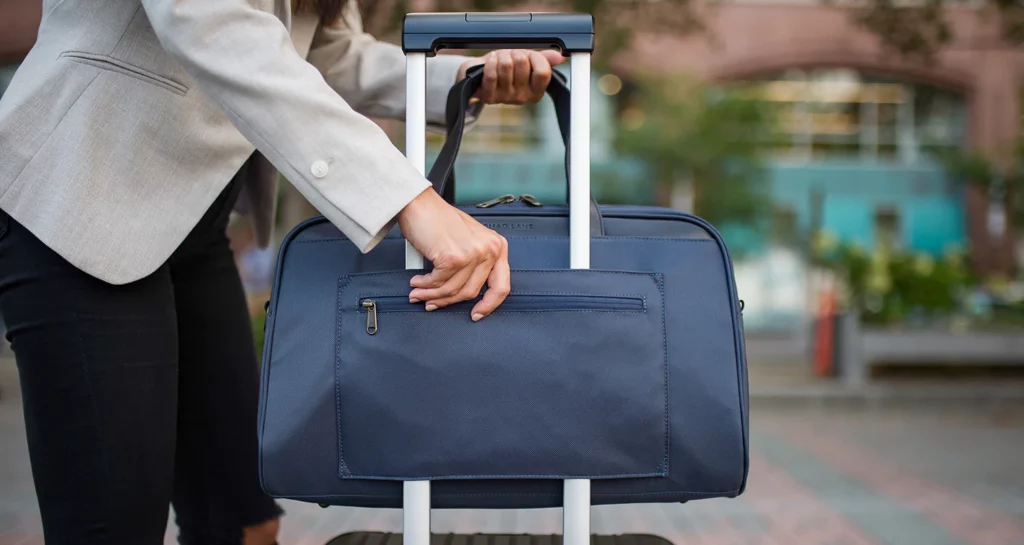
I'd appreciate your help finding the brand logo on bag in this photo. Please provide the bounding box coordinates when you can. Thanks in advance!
[483,222,535,231]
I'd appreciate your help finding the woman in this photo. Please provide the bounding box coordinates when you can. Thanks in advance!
[0,0,563,543]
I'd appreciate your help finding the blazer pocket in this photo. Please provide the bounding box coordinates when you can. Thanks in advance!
[58,51,189,96]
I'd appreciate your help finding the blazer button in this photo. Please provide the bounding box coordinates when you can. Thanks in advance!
[311,160,329,179]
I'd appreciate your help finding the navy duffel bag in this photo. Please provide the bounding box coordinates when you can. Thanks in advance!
[258,19,749,510]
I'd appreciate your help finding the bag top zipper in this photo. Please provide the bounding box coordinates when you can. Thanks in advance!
[475,194,543,208]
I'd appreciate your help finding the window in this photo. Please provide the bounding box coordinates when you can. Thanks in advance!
[874,205,902,249]
[728,68,966,163]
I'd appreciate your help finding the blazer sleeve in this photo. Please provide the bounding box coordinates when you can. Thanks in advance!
[139,0,434,253]
[306,3,482,129]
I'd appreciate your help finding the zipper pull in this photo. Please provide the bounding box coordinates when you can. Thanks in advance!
[362,300,378,335]
[475,194,516,208]
[518,194,542,207]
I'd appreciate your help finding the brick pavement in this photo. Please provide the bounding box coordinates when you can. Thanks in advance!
[1,355,1022,545]
[764,413,1024,545]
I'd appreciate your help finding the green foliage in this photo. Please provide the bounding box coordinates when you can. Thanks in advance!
[612,74,777,228]
[932,137,1024,190]
[813,233,974,326]
[931,136,1024,226]
[252,311,266,361]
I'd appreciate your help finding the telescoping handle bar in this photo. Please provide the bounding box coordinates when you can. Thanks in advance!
[402,12,595,545]
[402,12,595,55]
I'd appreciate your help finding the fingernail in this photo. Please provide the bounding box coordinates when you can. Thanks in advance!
[472,313,483,322]
[410,298,420,303]
[425,304,437,312]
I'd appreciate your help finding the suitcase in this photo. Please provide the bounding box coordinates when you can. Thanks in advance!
[258,13,749,545]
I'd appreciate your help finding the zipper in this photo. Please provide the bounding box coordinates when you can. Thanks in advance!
[474,194,543,208]
[476,194,516,208]
[518,194,543,207]
[362,300,379,335]
[358,294,644,335]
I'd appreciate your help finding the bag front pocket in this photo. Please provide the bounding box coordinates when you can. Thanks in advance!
[335,269,669,481]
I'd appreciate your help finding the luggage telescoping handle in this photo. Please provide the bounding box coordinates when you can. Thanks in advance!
[402,11,595,545]
[402,12,596,55]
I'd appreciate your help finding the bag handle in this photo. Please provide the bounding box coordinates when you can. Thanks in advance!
[426,64,605,235]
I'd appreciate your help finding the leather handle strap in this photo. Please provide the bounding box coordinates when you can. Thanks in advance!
[426,64,605,236]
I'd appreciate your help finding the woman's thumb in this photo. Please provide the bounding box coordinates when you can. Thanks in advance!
[540,50,566,66]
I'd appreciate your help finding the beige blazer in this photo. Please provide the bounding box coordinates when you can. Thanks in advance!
[0,0,470,285]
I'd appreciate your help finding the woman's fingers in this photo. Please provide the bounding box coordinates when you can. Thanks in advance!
[511,50,532,103]
[528,51,553,102]
[472,237,511,321]
[409,263,474,305]
[471,49,562,105]
[423,255,496,313]
[495,50,515,101]
[480,52,498,103]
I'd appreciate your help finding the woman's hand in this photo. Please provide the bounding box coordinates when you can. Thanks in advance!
[397,188,510,322]
[458,49,565,105]
[395,49,563,320]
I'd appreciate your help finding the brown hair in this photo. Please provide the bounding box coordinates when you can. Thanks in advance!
[292,0,349,25]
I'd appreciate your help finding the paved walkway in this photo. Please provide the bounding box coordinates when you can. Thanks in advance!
[1,355,1023,545]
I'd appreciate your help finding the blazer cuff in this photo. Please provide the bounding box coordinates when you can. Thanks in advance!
[310,175,429,254]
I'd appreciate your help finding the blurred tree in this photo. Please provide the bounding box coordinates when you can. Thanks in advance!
[932,136,1024,274]
[357,0,1024,64]
[611,74,778,230]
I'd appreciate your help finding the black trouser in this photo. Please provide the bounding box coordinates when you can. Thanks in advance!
[0,180,283,544]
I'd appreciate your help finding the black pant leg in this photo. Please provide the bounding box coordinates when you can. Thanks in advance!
[0,209,180,545]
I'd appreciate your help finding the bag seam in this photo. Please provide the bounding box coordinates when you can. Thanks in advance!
[294,237,720,245]
[340,470,669,481]
[274,488,742,499]
[336,276,352,478]
[658,273,670,474]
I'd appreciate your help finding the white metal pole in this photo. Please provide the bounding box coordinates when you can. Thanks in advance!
[565,51,592,545]
[403,51,430,545]
[405,52,427,270]
[569,53,591,271]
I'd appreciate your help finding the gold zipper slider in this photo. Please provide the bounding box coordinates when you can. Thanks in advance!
[475,194,516,208]
[362,300,378,335]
